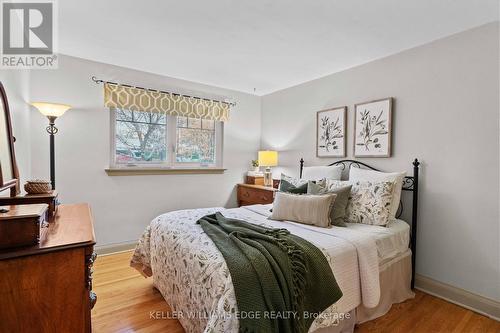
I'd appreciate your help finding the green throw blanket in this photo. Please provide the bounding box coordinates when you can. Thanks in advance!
[197,212,343,333]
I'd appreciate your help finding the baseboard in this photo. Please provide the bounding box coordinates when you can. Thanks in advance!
[415,274,500,321]
[95,240,137,256]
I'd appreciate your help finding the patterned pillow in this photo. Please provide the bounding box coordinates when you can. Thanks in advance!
[325,179,394,226]
[349,167,406,221]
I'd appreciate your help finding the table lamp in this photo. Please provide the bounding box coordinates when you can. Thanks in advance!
[258,150,278,187]
[31,102,72,190]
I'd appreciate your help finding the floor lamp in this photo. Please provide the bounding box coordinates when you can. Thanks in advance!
[31,102,72,190]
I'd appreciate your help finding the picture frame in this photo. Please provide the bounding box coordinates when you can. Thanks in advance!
[316,106,347,158]
[354,97,393,157]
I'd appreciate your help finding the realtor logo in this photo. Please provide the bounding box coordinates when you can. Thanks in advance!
[1,0,57,68]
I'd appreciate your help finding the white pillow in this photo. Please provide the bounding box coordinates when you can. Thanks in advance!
[348,167,406,220]
[302,165,343,181]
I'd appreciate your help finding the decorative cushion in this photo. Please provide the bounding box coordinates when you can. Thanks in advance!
[349,167,406,220]
[279,179,308,194]
[270,192,336,228]
[307,181,352,227]
[326,179,394,226]
[278,173,308,194]
[302,165,343,180]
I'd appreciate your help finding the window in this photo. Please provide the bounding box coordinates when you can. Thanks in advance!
[176,117,216,164]
[111,108,223,168]
[115,109,167,164]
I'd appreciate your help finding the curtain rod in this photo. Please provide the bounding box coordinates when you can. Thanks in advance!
[91,76,236,107]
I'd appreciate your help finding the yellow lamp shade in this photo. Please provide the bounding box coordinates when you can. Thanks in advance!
[31,102,72,117]
[258,150,278,167]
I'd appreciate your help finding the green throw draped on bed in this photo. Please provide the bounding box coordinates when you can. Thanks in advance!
[197,212,343,333]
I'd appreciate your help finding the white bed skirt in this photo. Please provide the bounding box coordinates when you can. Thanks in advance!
[313,251,414,333]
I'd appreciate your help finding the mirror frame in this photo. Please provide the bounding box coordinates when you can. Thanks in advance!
[0,82,20,196]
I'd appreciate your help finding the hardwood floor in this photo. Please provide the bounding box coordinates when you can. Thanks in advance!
[91,251,184,333]
[92,251,500,333]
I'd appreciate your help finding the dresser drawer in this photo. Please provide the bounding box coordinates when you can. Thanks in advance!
[237,185,275,206]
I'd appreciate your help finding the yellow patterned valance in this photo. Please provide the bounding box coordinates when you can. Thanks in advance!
[104,83,230,121]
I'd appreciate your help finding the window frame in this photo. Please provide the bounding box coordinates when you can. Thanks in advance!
[109,108,224,169]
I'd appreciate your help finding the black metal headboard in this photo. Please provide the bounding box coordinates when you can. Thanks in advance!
[299,158,420,289]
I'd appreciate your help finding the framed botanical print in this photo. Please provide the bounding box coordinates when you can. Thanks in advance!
[354,97,392,157]
[316,106,346,157]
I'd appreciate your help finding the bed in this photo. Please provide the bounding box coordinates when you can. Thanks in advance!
[131,159,420,333]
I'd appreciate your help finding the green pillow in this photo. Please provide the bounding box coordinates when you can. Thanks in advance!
[279,179,308,194]
[307,181,352,227]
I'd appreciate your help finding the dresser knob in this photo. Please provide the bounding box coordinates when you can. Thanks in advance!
[89,291,97,309]
[86,252,97,289]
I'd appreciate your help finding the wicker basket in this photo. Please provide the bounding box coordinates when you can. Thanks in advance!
[24,179,52,194]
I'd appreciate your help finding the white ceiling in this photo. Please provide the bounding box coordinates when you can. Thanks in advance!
[59,0,499,95]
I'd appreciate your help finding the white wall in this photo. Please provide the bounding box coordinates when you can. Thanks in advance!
[8,21,499,304]
[261,23,500,301]
[29,55,261,246]
[0,70,31,187]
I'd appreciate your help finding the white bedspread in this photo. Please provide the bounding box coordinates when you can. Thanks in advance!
[131,205,382,333]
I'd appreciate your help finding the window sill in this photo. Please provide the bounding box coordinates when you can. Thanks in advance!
[105,167,226,176]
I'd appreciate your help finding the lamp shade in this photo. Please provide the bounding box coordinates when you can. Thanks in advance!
[258,150,278,167]
[31,102,72,117]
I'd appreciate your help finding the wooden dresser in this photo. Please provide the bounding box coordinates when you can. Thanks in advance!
[0,204,96,333]
[237,183,278,206]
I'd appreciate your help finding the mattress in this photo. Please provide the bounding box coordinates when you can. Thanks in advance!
[344,219,410,264]
[245,204,410,265]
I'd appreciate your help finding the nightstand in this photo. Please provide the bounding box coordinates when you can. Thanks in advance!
[237,184,278,207]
